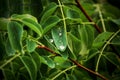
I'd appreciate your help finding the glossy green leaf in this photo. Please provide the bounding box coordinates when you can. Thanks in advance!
[5,39,15,56]
[42,56,55,68]
[11,14,37,22]
[26,39,37,52]
[21,18,42,37]
[42,15,61,34]
[40,2,58,24]
[52,26,67,52]
[93,32,113,48]
[19,56,37,80]
[54,56,71,69]
[7,21,23,52]
[3,69,15,80]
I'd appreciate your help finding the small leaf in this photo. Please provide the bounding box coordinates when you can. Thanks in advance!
[5,39,15,56]
[78,25,88,56]
[11,14,37,22]
[40,2,58,24]
[111,35,120,45]
[60,52,69,60]
[111,19,120,25]
[54,56,66,65]
[42,15,61,34]
[104,52,120,68]
[43,56,55,68]
[21,18,42,36]
[52,26,67,52]
[93,32,113,48]
[7,21,23,52]
[66,9,80,19]
[19,56,37,80]
[26,39,37,52]
[67,32,81,59]
[41,56,55,68]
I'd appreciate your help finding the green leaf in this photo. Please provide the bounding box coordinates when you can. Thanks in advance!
[104,52,120,68]
[40,2,58,24]
[7,21,23,52]
[54,56,66,65]
[42,15,61,34]
[42,56,55,68]
[11,14,37,22]
[66,9,80,19]
[85,25,94,49]
[93,32,113,48]
[5,39,15,56]
[52,26,67,52]
[21,18,42,37]
[67,32,81,59]
[111,19,120,26]
[111,35,120,45]
[19,56,37,80]
[78,25,88,57]
[26,39,37,52]
[2,69,15,80]
[44,57,55,68]
[31,52,41,70]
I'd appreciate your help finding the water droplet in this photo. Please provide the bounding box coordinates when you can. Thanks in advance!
[59,33,62,36]
[59,45,65,51]
[49,39,54,43]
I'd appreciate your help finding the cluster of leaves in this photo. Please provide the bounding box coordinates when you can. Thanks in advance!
[0,0,120,80]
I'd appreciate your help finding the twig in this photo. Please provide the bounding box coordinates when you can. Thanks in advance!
[37,45,108,80]
[75,0,102,33]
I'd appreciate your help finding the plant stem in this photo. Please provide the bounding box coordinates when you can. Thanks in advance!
[37,45,108,80]
[95,29,120,72]
[96,4,106,32]
[58,0,68,44]
[0,53,20,69]
[51,65,76,80]
[75,0,102,33]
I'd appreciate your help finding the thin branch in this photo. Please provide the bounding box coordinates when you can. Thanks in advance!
[37,45,108,80]
[75,0,102,33]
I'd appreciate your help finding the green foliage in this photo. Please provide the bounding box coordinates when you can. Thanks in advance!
[0,0,120,80]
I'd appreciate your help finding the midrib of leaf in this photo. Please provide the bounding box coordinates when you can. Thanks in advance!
[58,0,67,44]
[95,29,120,72]
[95,4,106,32]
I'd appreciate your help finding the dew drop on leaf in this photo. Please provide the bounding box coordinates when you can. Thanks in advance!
[59,45,65,51]
[49,39,54,43]
[59,32,62,36]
